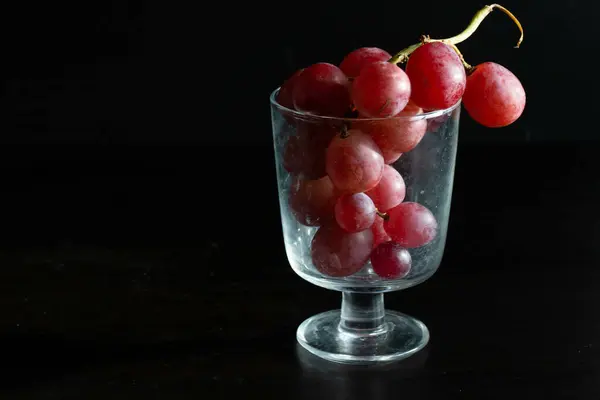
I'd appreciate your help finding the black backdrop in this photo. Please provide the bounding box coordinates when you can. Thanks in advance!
[0,0,594,148]
[0,0,592,246]
[0,0,599,393]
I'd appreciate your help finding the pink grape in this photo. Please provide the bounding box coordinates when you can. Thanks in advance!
[355,100,427,155]
[283,122,337,179]
[370,242,412,279]
[462,62,526,128]
[405,42,466,110]
[289,176,338,226]
[365,165,406,211]
[334,193,376,233]
[292,63,351,117]
[351,61,411,118]
[384,151,403,165]
[339,47,392,78]
[311,223,373,277]
[371,217,391,249]
[384,202,438,248]
[326,129,384,193]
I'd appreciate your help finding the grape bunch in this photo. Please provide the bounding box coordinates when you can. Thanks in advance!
[277,4,526,280]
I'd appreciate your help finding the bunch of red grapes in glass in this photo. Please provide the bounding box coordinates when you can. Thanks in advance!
[278,26,525,280]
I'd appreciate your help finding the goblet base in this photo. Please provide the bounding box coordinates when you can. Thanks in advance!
[296,309,429,365]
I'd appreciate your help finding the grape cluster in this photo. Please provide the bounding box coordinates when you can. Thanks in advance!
[277,4,526,280]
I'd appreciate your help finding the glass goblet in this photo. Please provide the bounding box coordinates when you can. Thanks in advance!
[270,90,460,364]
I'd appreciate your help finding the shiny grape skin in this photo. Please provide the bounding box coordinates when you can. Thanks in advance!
[339,47,392,78]
[370,242,412,279]
[311,223,374,277]
[351,61,411,118]
[384,202,438,248]
[406,42,466,110]
[462,62,526,128]
[355,100,427,155]
[288,176,338,227]
[365,165,406,212]
[334,193,377,233]
[292,63,351,117]
[368,116,427,155]
[325,129,384,194]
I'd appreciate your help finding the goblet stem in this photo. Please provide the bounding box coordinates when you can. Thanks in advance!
[339,292,387,333]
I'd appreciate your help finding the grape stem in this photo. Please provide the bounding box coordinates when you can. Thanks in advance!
[375,210,389,221]
[388,4,524,64]
[340,123,350,139]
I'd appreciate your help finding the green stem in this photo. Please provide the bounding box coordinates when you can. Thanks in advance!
[388,4,524,64]
[446,42,474,72]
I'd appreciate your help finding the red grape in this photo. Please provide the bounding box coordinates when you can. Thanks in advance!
[289,176,338,226]
[462,62,526,128]
[365,165,406,211]
[384,151,403,165]
[370,242,412,279]
[276,69,304,110]
[334,193,376,233]
[351,61,411,118]
[283,122,337,179]
[292,63,351,117]
[339,47,392,78]
[311,223,373,277]
[406,42,466,110]
[282,134,304,175]
[398,99,422,115]
[371,217,391,249]
[325,129,384,193]
[384,202,438,248]
[355,100,427,155]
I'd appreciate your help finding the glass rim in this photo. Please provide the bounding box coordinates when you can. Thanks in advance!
[269,88,461,123]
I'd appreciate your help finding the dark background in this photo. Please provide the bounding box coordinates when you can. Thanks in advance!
[0,0,593,148]
[0,0,599,397]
